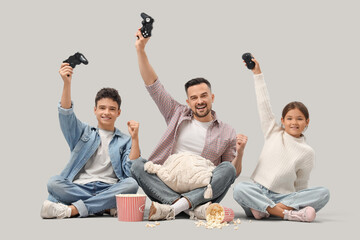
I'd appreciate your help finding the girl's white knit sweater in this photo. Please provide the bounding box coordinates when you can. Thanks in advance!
[250,73,314,194]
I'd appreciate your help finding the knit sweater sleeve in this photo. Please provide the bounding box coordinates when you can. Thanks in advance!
[294,149,315,191]
[254,73,278,138]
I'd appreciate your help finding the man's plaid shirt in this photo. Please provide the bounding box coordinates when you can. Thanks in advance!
[146,80,237,166]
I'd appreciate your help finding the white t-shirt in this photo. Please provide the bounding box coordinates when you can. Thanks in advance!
[172,119,213,155]
[73,129,118,185]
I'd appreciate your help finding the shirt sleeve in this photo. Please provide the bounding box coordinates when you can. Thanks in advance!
[145,79,183,125]
[221,128,237,162]
[58,101,87,151]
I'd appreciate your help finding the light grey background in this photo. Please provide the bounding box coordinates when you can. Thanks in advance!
[1,0,359,239]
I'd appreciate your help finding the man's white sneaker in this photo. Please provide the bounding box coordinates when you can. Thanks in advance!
[283,206,316,222]
[40,200,71,219]
[187,202,211,220]
[148,202,175,221]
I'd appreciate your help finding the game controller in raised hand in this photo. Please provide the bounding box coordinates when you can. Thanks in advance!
[242,53,255,70]
[63,52,88,76]
[140,12,154,38]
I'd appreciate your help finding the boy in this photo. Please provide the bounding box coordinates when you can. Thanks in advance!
[40,63,140,219]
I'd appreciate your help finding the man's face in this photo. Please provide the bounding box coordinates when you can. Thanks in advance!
[94,98,121,131]
[186,83,214,122]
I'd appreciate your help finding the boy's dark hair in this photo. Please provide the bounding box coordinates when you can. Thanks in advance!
[95,88,122,109]
[184,78,212,95]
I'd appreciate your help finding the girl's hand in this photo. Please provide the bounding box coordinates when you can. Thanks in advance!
[243,56,262,75]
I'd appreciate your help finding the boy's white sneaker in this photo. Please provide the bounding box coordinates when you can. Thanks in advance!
[40,200,71,219]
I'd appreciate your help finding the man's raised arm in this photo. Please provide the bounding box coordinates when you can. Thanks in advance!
[135,29,158,86]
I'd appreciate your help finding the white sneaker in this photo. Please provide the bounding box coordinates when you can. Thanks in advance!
[250,208,270,220]
[283,206,316,222]
[188,202,211,220]
[40,200,71,219]
[148,202,175,221]
[109,208,117,217]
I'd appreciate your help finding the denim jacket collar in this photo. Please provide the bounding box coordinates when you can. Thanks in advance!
[94,127,125,138]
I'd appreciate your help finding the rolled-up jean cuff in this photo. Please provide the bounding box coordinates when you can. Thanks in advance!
[72,199,88,217]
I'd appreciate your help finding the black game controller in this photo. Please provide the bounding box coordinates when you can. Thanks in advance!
[63,52,88,77]
[242,53,255,70]
[140,12,154,38]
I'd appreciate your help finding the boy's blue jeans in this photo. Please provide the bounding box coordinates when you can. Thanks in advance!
[47,175,138,217]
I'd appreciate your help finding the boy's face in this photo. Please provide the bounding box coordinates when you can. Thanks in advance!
[94,98,121,131]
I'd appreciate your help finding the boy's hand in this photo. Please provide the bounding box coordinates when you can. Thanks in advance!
[236,134,248,154]
[135,29,150,51]
[59,63,73,84]
[127,120,139,139]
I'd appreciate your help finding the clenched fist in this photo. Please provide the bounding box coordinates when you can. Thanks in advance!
[236,134,248,154]
[127,120,139,139]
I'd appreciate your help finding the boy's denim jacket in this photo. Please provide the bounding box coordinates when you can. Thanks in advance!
[57,102,134,182]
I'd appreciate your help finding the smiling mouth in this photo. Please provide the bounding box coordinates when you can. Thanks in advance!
[101,116,111,120]
[196,105,206,110]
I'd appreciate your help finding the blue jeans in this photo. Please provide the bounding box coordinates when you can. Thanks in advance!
[47,175,138,217]
[233,182,330,217]
[130,158,237,210]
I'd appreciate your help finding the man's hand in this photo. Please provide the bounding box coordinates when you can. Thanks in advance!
[59,63,73,84]
[236,134,248,154]
[232,133,248,176]
[244,56,262,75]
[127,120,140,140]
[135,29,150,52]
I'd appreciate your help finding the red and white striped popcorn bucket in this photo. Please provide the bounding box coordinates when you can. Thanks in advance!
[116,194,147,222]
[206,203,234,223]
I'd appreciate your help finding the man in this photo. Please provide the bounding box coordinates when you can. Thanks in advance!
[131,29,248,221]
[40,62,140,219]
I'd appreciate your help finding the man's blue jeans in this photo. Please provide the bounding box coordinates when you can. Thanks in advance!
[130,158,237,210]
[47,175,138,217]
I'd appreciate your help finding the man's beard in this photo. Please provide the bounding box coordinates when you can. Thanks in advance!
[193,104,211,118]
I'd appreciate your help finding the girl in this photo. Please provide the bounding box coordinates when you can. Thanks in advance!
[233,57,330,222]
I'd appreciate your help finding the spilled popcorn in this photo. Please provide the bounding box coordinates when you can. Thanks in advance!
[145,222,160,228]
[195,218,244,230]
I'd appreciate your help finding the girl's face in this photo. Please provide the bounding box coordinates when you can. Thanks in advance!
[281,108,309,138]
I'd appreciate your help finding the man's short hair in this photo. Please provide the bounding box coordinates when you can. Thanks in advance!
[184,77,212,95]
[95,88,122,109]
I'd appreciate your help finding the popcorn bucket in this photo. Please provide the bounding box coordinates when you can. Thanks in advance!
[206,203,234,223]
[116,194,146,222]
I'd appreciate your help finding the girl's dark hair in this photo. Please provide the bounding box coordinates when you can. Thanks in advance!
[95,88,121,109]
[282,101,309,119]
[184,78,212,94]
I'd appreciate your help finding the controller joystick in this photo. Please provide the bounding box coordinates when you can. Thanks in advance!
[140,12,154,38]
[242,53,255,70]
[63,52,88,76]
